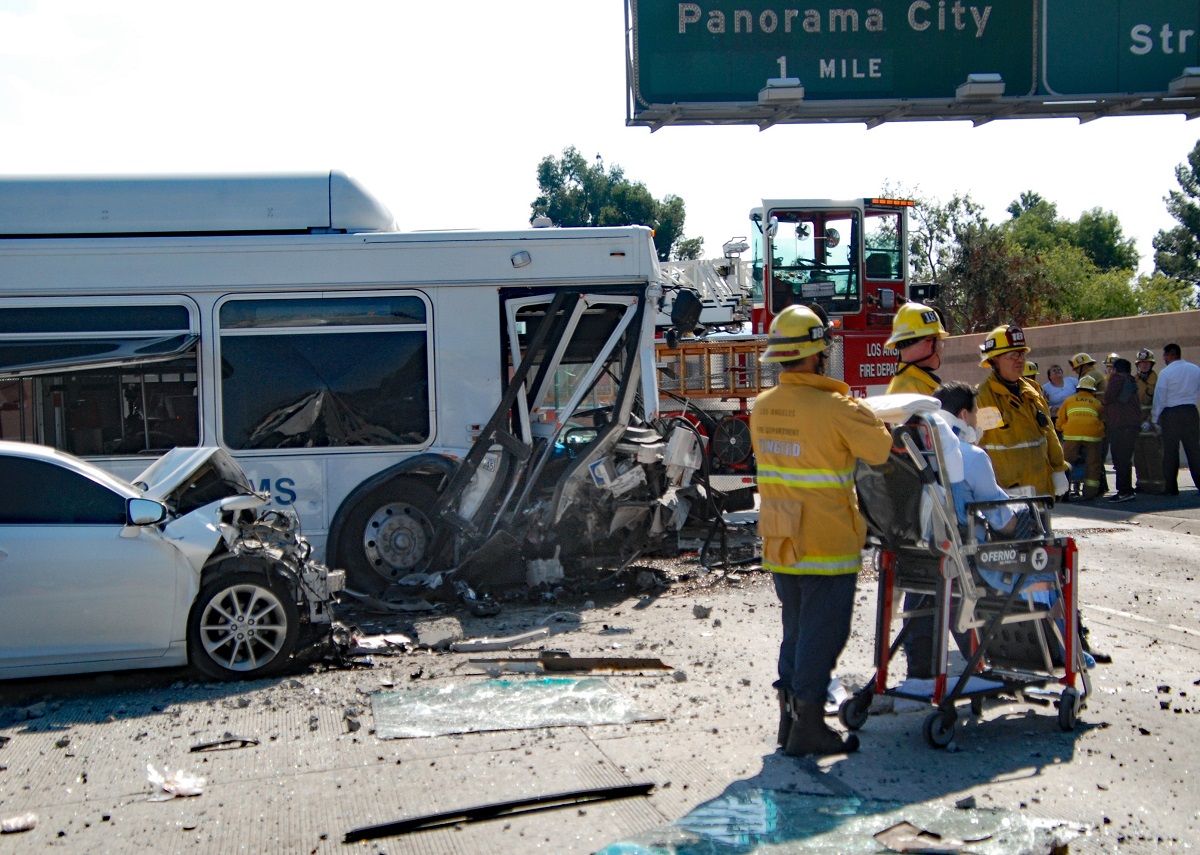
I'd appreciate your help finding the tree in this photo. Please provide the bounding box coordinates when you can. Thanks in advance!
[942,224,1060,333]
[1040,244,1140,321]
[1005,191,1069,255]
[907,190,987,290]
[674,237,704,260]
[1072,207,1139,272]
[1135,273,1198,313]
[1154,139,1200,282]
[530,146,695,261]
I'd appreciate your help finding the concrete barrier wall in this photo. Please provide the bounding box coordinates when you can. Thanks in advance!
[938,311,1200,393]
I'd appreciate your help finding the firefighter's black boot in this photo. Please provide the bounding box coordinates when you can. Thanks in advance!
[776,688,793,746]
[784,699,859,757]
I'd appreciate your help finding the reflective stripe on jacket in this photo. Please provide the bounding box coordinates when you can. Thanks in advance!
[750,372,892,576]
[1055,391,1104,442]
[976,373,1066,496]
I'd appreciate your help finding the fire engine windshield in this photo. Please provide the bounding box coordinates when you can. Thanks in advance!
[767,209,859,317]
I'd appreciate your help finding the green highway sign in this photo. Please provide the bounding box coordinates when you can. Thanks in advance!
[1043,0,1200,96]
[630,0,1036,104]
[626,0,1200,127]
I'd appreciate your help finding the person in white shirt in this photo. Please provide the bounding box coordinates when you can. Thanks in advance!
[1150,343,1200,496]
[1041,364,1077,420]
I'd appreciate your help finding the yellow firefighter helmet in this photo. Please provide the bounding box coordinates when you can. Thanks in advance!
[1078,375,1098,392]
[760,305,831,363]
[978,324,1030,367]
[1023,360,1039,378]
[1069,352,1095,371]
[885,302,948,348]
[1136,348,1156,365]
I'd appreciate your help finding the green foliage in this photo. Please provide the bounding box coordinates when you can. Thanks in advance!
[1153,140,1200,282]
[1041,244,1138,321]
[674,236,704,260]
[1074,208,1139,271]
[530,146,694,261]
[887,182,986,288]
[942,224,1060,333]
[1135,273,1198,313]
[1005,192,1070,255]
[1004,192,1137,272]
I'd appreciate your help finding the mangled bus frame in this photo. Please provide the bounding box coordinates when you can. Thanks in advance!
[0,172,703,594]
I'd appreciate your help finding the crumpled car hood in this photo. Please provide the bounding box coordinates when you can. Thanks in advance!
[133,447,258,508]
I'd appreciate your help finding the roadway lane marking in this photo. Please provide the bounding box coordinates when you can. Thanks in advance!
[1086,604,1198,638]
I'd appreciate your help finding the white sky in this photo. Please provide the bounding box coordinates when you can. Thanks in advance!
[3,0,1198,275]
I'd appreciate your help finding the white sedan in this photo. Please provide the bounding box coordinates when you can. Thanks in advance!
[0,441,343,681]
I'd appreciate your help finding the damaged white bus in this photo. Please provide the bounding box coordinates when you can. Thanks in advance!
[0,172,712,595]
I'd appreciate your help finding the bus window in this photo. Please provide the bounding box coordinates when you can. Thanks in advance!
[0,302,199,455]
[218,294,432,450]
[864,210,903,280]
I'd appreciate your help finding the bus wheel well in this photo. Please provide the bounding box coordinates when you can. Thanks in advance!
[328,465,453,596]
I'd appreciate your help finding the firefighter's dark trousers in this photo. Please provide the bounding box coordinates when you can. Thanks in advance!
[773,572,856,705]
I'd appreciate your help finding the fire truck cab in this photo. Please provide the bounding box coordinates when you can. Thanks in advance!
[751,197,916,398]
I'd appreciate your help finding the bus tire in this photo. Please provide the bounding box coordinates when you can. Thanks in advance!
[331,478,440,595]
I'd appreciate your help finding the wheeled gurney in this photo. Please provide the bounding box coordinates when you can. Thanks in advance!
[839,400,1091,748]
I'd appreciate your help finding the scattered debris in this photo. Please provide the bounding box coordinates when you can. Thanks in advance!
[874,820,991,853]
[351,633,413,654]
[345,592,438,614]
[467,651,672,674]
[449,627,551,652]
[538,651,671,672]
[411,616,465,650]
[692,604,712,619]
[0,812,36,834]
[343,782,654,843]
[527,554,565,588]
[371,677,660,739]
[145,764,205,800]
[190,733,260,753]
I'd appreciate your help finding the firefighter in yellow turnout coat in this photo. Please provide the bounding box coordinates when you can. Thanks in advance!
[976,325,1069,498]
[885,302,948,396]
[1056,375,1106,499]
[750,305,892,758]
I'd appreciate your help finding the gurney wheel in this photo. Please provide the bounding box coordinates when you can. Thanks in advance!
[923,710,956,749]
[838,694,871,731]
[1057,687,1080,731]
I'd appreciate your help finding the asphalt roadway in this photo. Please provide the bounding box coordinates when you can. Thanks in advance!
[0,468,1196,854]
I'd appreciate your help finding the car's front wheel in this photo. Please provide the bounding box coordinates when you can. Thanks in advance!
[187,568,300,680]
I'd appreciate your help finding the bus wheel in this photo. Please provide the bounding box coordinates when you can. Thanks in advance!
[334,479,439,595]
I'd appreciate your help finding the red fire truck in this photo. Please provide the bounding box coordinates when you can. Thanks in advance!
[656,196,921,486]
[751,196,920,397]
